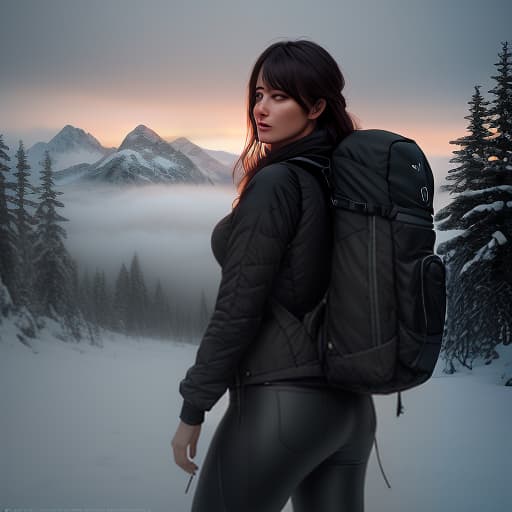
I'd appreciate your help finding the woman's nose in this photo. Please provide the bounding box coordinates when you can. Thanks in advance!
[254,98,268,117]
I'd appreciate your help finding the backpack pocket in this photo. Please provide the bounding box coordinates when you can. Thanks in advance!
[398,254,446,373]
[325,334,397,388]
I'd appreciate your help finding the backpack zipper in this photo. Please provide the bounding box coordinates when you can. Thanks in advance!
[369,215,381,346]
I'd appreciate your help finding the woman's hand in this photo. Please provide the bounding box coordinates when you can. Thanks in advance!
[171,420,201,474]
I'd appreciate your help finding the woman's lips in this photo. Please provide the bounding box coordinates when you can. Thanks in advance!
[257,122,271,131]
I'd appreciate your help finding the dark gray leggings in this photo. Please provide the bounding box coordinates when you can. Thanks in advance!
[190,383,376,512]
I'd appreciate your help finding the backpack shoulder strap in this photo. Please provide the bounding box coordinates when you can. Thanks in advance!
[284,156,333,193]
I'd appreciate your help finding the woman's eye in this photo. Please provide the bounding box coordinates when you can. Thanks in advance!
[254,92,287,101]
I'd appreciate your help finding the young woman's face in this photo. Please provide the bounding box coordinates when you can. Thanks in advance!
[253,69,320,151]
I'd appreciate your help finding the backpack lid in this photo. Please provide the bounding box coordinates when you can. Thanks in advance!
[332,129,434,215]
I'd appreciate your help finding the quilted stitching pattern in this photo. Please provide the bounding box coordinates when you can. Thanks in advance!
[179,161,333,422]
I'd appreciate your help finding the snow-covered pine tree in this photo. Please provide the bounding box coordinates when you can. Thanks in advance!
[12,140,38,309]
[481,40,512,354]
[436,42,512,372]
[435,85,493,369]
[484,41,512,289]
[33,151,83,340]
[439,86,491,196]
[487,42,512,184]
[0,134,17,308]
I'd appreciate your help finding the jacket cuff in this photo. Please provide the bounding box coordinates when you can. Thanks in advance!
[179,400,205,425]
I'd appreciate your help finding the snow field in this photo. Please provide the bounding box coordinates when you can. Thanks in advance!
[1,320,511,512]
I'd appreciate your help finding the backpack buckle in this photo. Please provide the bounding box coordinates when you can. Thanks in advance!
[349,199,369,212]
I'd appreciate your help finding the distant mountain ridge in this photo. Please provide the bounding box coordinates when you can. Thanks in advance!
[20,124,239,187]
[170,137,234,184]
[73,124,210,185]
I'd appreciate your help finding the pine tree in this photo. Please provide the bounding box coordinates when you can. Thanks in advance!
[33,151,80,339]
[435,43,512,371]
[128,253,149,337]
[69,257,95,343]
[113,263,130,333]
[92,269,110,328]
[438,86,491,196]
[484,41,512,289]
[12,140,37,308]
[0,134,17,305]
[151,279,172,338]
[486,41,512,186]
[435,86,493,369]
[477,42,512,354]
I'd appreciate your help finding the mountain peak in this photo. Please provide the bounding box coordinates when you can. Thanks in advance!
[125,125,163,145]
[47,125,104,152]
[62,123,81,132]
[52,124,87,141]
[171,136,192,145]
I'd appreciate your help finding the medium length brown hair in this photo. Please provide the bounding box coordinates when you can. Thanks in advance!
[232,39,356,201]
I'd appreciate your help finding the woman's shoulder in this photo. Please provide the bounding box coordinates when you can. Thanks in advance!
[249,161,300,190]
[234,162,301,213]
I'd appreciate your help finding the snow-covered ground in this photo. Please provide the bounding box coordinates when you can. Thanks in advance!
[1,318,511,512]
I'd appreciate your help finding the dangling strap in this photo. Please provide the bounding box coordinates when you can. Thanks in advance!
[396,391,404,417]
[374,433,392,489]
[235,370,243,427]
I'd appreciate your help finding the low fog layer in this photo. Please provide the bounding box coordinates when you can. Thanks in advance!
[58,155,451,307]
[60,182,237,306]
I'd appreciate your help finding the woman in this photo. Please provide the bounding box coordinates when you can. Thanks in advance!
[171,39,377,512]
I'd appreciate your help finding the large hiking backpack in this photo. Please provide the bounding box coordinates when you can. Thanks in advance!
[285,129,447,416]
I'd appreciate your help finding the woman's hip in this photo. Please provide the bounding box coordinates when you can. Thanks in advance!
[227,383,376,460]
[191,384,375,512]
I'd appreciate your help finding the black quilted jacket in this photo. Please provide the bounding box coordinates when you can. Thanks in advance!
[179,129,336,425]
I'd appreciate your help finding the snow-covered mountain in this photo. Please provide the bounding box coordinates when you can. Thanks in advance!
[169,137,233,184]
[27,125,113,176]
[56,125,222,186]
[5,123,237,188]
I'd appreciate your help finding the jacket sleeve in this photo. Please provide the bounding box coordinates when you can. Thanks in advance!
[178,163,302,424]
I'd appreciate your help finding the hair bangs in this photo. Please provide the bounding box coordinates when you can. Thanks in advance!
[260,49,311,111]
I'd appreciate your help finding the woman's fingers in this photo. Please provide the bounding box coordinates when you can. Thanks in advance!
[171,421,201,474]
[172,442,198,474]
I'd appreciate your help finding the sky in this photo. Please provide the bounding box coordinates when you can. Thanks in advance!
[1,0,510,156]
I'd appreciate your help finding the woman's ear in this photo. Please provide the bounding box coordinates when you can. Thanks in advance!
[308,98,327,120]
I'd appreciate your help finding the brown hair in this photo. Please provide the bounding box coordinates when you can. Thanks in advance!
[232,39,356,203]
